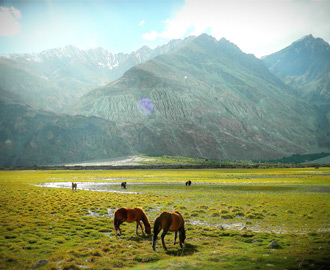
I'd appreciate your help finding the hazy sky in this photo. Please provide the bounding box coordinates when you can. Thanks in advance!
[1,0,330,57]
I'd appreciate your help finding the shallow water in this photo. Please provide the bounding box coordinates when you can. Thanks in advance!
[38,182,139,194]
[38,181,330,194]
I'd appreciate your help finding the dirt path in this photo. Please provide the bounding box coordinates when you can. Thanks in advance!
[64,155,154,167]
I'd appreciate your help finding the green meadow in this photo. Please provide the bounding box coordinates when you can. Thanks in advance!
[0,168,329,269]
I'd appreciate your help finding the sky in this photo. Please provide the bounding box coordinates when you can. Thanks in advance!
[0,0,330,58]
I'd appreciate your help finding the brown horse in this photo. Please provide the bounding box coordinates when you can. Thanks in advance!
[72,183,77,191]
[114,207,151,236]
[152,211,186,251]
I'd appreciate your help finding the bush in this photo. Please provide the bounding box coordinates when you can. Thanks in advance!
[221,213,234,219]
[246,212,264,219]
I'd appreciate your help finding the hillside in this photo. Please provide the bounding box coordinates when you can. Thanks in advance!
[0,40,183,112]
[71,34,319,160]
[2,34,329,166]
[0,101,132,166]
[263,35,330,102]
[263,35,330,148]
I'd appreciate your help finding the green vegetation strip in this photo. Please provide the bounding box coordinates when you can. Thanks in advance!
[0,168,329,269]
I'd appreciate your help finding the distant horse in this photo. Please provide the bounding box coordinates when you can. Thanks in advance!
[114,207,151,236]
[72,183,77,191]
[185,180,192,186]
[152,211,186,251]
[121,182,127,189]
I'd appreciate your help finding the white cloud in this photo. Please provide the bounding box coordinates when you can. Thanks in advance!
[142,0,330,57]
[35,29,48,36]
[0,6,21,36]
[139,20,145,26]
[142,30,158,40]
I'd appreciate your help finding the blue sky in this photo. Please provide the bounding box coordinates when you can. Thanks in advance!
[1,0,330,57]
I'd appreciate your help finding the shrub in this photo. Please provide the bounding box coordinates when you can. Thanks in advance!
[234,212,245,217]
[211,212,220,217]
[246,212,264,219]
[221,213,234,219]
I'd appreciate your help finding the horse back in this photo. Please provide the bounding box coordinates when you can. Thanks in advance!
[169,212,184,231]
[126,207,145,222]
[158,212,172,229]
[115,207,128,220]
[158,211,184,231]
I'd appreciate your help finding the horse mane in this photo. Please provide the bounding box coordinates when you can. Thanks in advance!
[175,210,182,216]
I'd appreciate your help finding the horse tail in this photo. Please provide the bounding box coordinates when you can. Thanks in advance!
[153,216,161,234]
[152,216,161,250]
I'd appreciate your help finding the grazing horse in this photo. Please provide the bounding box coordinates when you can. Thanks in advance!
[114,207,151,236]
[185,180,192,186]
[152,211,186,251]
[72,183,77,191]
[121,182,127,189]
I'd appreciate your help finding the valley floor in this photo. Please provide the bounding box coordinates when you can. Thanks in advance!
[0,168,329,269]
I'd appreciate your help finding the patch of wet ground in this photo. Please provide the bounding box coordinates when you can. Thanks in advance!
[38,182,139,194]
[37,182,330,234]
[187,220,330,234]
[38,181,330,193]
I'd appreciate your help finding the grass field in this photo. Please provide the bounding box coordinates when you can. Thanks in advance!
[0,168,329,269]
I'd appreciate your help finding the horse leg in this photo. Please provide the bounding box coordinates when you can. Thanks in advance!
[114,225,120,236]
[138,220,145,234]
[173,231,177,245]
[160,225,170,250]
[116,224,123,236]
[179,229,184,248]
[161,231,168,250]
[179,234,183,248]
[114,218,124,236]
[136,221,143,235]
[152,227,160,251]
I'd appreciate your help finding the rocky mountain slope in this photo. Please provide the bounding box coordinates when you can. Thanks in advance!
[0,100,132,166]
[263,35,330,148]
[263,34,330,102]
[71,34,320,160]
[0,40,183,112]
[1,34,329,166]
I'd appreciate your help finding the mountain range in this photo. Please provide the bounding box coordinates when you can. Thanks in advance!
[263,34,330,149]
[0,39,183,112]
[1,34,329,166]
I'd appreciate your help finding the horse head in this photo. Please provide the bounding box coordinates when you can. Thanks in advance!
[179,228,186,247]
[141,211,152,234]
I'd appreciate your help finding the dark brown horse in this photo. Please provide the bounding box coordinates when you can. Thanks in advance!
[114,207,151,236]
[185,180,192,186]
[152,211,186,251]
[72,183,77,191]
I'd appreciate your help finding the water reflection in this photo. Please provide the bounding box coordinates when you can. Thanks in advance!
[38,182,139,194]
